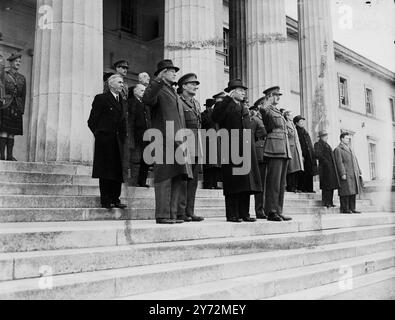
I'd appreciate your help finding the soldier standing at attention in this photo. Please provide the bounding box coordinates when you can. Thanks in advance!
[0,53,26,161]
[176,73,205,222]
[259,86,292,222]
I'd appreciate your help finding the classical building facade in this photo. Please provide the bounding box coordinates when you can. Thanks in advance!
[1,0,394,183]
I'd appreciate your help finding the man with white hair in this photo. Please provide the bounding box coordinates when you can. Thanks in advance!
[128,83,151,187]
[138,72,150,87]
[88,74,128,210]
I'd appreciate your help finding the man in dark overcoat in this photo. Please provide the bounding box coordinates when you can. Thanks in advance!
[212,79,262,223]
[88,74,128,210]
[128,84,151,187]
[294,115,318,193]
[143,59,193,224]
[177,73,204,222]
[259,86,292,222]
[314,130,339,208]
[250,98,268,219]
[334,132,363,214]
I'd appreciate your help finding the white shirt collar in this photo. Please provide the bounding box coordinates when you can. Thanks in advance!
[110,91,119,101]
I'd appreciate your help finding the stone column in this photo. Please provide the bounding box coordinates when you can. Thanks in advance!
[298,0,339,144]
[246,0,290,104]
[29,0,103,163]
[164,0,217,103]
[229,0,247,83]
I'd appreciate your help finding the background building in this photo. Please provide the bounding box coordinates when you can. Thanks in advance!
[0,0,394,184]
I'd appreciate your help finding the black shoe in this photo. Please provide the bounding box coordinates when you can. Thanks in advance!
[188,215,204,222]
[341,210,352,214]
[242,217,257,222]
[113,203,127,209]
[178,215,193,222]
[267,214,284,222]
[330,204,336,208]
[102,204,114,210]
[278,214,292,221]
[174,219,184,224]
[156,219,177,224]
[256,214,268,220]
[227,217,243,223]
[351,210,362,214]
[6,157,17,162]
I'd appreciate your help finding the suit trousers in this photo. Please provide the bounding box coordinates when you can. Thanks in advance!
[203,166,221,189]
[178,163,199,218]
[154,175,184,220]
[137,155,150,186]
[322,189,335,206]
[298,172,314,192]
[340,195,356,212]
[265,158,289,216]
[99,179,122,206]
[254,162,267,217]
[286,171,299,192]
[225,193,251,220]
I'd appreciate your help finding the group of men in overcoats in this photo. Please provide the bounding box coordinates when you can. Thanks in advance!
[87,58,364,223]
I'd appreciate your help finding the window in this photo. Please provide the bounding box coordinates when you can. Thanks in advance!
[223,28,229,67]
[365,87,374,115]
[338,76,349,107]
[390,97,395,123]
[121,0,137,34]
[368,142,377,180]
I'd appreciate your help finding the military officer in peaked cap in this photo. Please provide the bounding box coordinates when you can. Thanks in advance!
[0,52,26,161]
[176,73,204,222]
[259,86,292,222]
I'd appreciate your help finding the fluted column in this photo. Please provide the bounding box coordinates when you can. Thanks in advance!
[246,0,290,104]
[229,0,247,83]
[298,0,338,144]
[29,0,103,163]
[164,0,217,102]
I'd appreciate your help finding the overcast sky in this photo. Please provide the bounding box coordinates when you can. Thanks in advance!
[285,0,395,72]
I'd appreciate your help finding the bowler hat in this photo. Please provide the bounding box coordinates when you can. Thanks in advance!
[178,73,200,88]
[114,60,129,69]
[318,130,328,138]
[7,53,22,62]
[293,115,306,124]
[204,99,215,108]
[263,86,283,96]
[154,59,180,76]
[224,79,248,93]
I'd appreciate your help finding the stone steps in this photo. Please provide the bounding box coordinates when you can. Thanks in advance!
[119,250,394,300]
[0,205,380,223]
[268,267,395,300]
[0,194,372,209]
[1,239,393,300]
[0,161,92,176]
[0,223,393,282]
[0,214,394,253]
[0,183,321,199]
[0,172,96,186]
